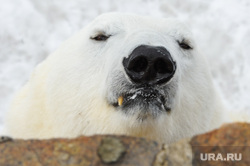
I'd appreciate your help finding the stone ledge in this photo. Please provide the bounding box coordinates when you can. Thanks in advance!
[190,123,250,166]
[0,123,249,166]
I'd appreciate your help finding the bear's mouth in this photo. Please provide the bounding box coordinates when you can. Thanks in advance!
[112,87,171,113]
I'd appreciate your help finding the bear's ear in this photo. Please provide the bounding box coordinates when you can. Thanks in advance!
[177,39,193,50]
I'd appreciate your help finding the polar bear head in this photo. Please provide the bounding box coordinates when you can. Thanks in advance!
[7,13,223,143]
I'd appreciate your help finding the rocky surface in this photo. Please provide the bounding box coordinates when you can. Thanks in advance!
[153,138,192,166]
[0,135,159,166]
[191,123,250,166]
[0,123,249,166]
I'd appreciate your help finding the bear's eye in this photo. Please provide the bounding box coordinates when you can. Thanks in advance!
[178,41,193,50]
[90,34,110,41]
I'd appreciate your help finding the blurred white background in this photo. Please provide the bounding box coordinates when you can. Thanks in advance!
[0,0,250,133]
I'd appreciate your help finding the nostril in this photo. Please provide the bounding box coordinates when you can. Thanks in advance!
[128,56,148,73]
[154,59,173,74]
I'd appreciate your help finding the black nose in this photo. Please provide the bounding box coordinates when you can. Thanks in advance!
[123,45,176,85]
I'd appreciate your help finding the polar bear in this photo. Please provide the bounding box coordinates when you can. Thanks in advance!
[5,13,225,144]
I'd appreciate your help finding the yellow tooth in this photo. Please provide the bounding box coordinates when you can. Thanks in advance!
[118,96,124,106]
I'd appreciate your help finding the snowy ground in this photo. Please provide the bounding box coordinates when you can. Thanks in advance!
[0,0,250,134]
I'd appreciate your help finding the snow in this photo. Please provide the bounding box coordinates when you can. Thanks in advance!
[0,0,250,134]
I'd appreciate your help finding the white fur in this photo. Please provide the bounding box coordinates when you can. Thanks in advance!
[5,13,225,144]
